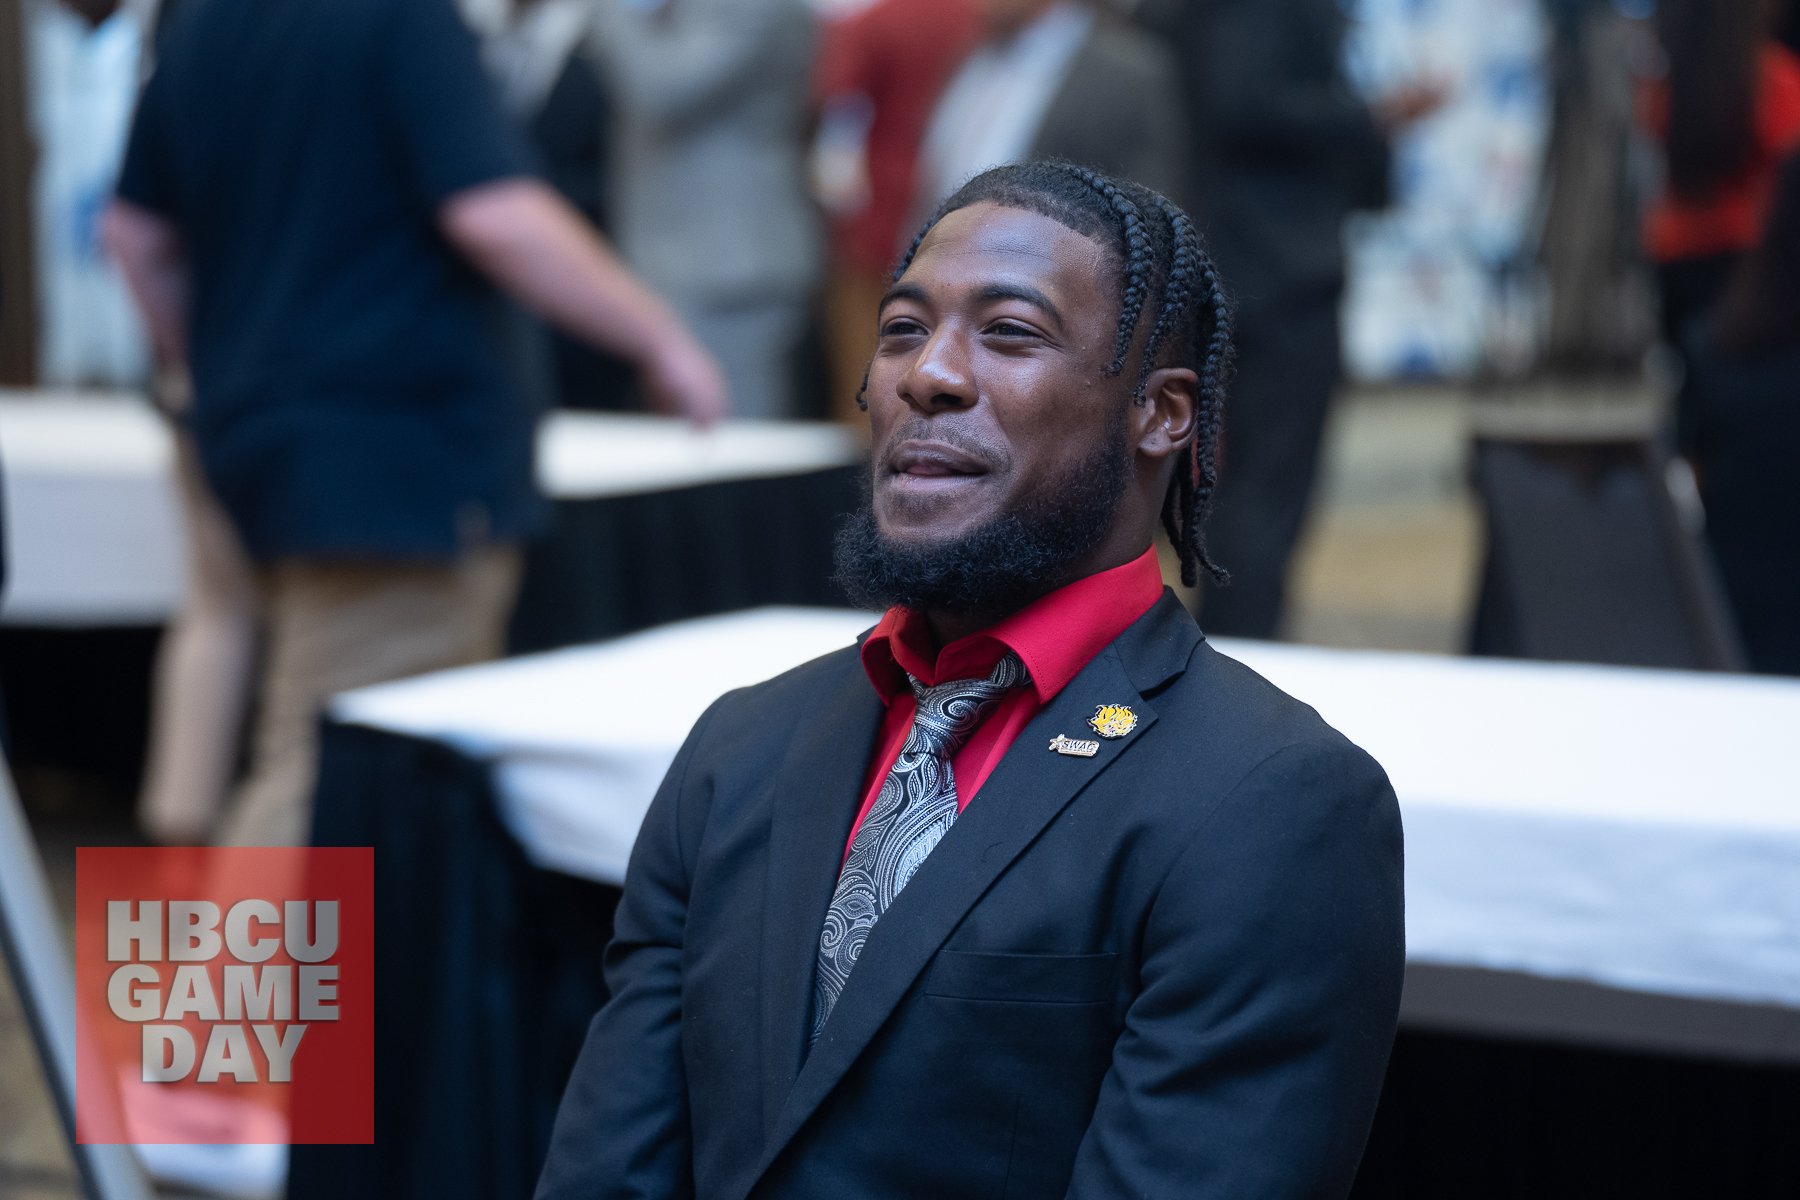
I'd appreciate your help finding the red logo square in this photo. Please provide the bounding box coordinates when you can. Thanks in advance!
[74,846,373,1144]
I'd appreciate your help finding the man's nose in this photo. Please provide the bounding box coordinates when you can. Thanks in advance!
[896,326,976,414]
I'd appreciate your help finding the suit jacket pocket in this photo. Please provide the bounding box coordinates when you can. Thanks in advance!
[922,950,1117,1004]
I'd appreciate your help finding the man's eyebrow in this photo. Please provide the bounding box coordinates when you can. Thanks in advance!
[878,283,929,312]
[877,281,1066,330]
[972,283,1064,330]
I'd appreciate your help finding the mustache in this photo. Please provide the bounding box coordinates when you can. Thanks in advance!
[876,416,1009,472]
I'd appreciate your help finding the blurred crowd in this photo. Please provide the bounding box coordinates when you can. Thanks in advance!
[2,0,1797,849]
[1652,0,1800,677]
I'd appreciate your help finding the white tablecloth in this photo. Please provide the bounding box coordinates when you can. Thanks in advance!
[0,392,863,625]
[330,608,1800,1012]
[335,609,881,886]
[0,391,186,625]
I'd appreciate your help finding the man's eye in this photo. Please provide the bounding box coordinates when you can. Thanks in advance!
[989,321,1034,337]
[881,319,926,337]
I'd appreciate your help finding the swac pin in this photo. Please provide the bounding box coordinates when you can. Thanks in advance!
[1048,734,1100,758]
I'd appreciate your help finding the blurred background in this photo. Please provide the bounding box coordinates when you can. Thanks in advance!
[2,0,1798,1193]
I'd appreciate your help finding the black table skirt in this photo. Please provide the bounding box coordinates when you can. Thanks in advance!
[296,721,1800,1200]
[1353,1030,1800,1198]
[508,466,862,653]
[295,723,619,1200]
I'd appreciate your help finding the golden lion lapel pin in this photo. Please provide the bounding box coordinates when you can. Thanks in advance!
[1088,704,1137,739]
[1048,734,1100,758]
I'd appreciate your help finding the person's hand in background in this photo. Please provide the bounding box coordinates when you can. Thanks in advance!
[643,327,729,428]
[440,178,731,427]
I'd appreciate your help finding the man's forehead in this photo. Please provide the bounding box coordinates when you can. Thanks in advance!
[908,203,1111,281]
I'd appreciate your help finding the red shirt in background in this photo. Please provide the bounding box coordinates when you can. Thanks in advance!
[815,0,981,275]
[1641,42,1800,263]
[848,546,1167,856]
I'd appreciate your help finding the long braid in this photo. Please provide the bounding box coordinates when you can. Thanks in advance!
[1041,165,1153,376]
[1139,197,1195,396]
[863,161,1234,588]
[1127,190,1227,586]
[1184,235,1233,586]
[1141,194,1200,579]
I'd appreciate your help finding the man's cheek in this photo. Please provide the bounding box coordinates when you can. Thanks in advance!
[863,369,905,426]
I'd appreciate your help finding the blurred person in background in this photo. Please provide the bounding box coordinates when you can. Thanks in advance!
[126,395,260,846]
[104,0,724,847]
[462,0,645,411]
[912,0,1187,221]
[812,0,981,421]
[29,0,149,386]
[587,0,823,419]
[1143,0,1442,640]
[1640,0,1800,452]
[1683,149,1800,676]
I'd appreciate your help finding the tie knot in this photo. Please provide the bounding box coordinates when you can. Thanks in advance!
[906,651,1030,758]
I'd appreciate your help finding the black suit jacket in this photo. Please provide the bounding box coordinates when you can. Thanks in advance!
[1140,0,1388,319]
[537,593,1404,1200]
[1030,18,1189,207]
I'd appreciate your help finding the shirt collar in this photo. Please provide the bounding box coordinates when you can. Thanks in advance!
[860,545,1166,707]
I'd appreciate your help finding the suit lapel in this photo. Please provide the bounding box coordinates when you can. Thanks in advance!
[744,593,1200,1196]
[756,655,884,1144]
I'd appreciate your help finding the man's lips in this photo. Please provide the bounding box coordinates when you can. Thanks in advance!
[886,441,990,481]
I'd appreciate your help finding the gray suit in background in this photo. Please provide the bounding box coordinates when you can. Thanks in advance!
[1031,16,1187,206]
[586,0,823,418]
[914,4,1184,225]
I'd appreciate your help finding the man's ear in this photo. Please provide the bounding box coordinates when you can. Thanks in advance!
[1133,366,1199,461]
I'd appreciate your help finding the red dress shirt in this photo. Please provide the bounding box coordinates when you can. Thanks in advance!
[1640,42,1800,264]
[848,546,1166,855]
[815,0,981,274]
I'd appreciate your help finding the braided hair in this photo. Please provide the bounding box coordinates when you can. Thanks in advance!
[858,161,1233,587]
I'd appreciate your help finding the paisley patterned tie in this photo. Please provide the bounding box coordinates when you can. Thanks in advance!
[811,651,1030,1044]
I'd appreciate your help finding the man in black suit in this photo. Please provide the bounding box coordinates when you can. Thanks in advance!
[537,163,1404,1200]
[1139,0,1442,638]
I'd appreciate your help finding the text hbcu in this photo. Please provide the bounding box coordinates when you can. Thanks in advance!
[105,900,338,1084]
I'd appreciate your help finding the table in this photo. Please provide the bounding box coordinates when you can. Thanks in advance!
[334,608,879,882]
[510,411,866,649]
[0,391,185,626]
[310,611,1800,1200]
[333,610,1800,1035]
[0,390,863,633]
[0,391,864,796]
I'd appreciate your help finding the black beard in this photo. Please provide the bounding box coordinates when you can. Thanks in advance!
[832,420,1132,618]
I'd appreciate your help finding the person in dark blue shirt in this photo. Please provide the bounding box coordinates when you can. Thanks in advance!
[105,0,724,846]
